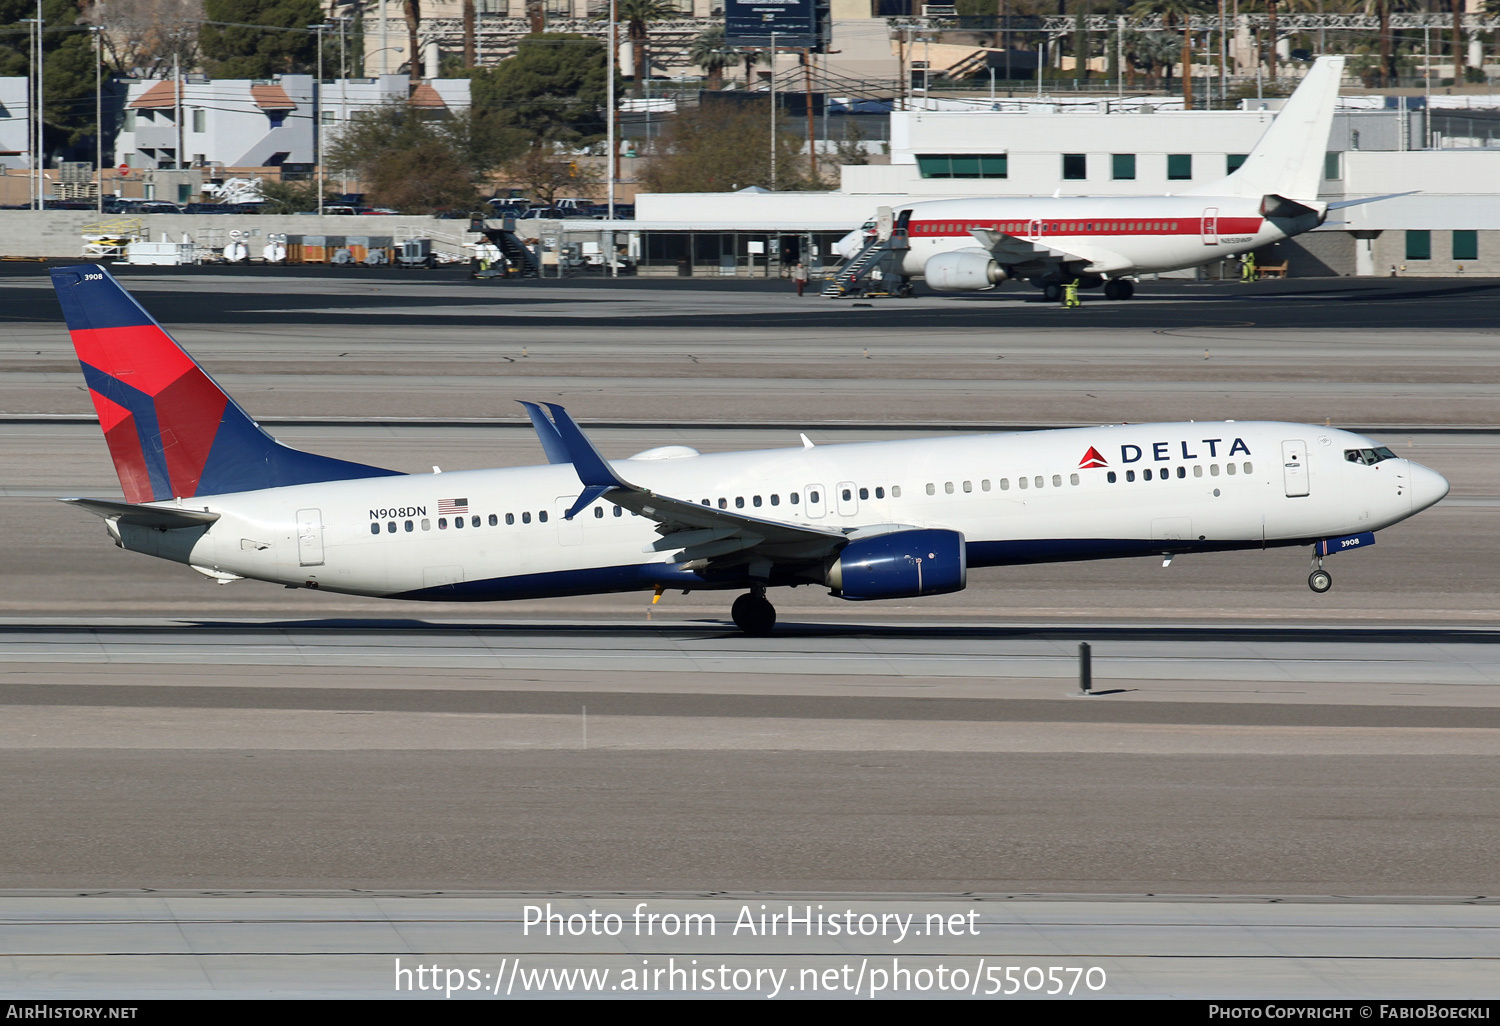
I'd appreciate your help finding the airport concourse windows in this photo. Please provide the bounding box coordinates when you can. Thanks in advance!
[370,524,380,535]
[1453,230,1479,261]
[1143,469,1152,481]
[1112,154,1136,181]
[1193,465,1203,478]
[962,481,971,493]
[1070,473,1079,485]
[770,494,780,506]
[505,513,514,525]
[926,483,936,496]
[944,481,954,494]
[421,519,430,531]
[539,511,548,523]
[1210,465,1220,476]
[521,512,530,524]
[1062,153,1087,180]
[1106,471,1117,483]
[1227,153,1249,174]
[1406,230,1431,260]
[753,495,762,507]
[1125,470,1135,482]
[405,520,414,532]
[735,496,744,509]
[1052,474,1062,487]
[1167,154,1192,180]
[1324,151,1342,181]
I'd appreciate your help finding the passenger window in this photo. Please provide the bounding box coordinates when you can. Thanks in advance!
[521,512,530,524]
[1018,477,1028,490]
[506,513,514,525]
[1144,469,1153,481]
[1176,466,1186,479]
[369,523,379,535]
[1243,462,1253,474]
[405,520,414,532]
[539,511,548,522]
[439,518,447,529]
[891,485,901,498]
[771,494,780,506]
[1226,463,1236,476]
[1107,471,1117,483]
[735,497,744,509]
[962,481,972,493]
[594,506,603,518]
[791,492,800,504]
[454,517,464,529]
[1126,470,1136,482]
[1052,474,1062,487]
[718,498,727,509]
[388,522,396,533]
[1070,473,1079,485]
[944,482,954,494]
[1210,465,1220,476]
[701,499,710,506]
[859,487,868,500]
[1034,476,1043,488]
[489,514,498,526]
[981,480,990,492]
[614,506,622,516]
[421,519,430,531]
[875,487,884,499]
[1000,478,1010,490]
[753,495,762,507]
[926,483,935,496]
[1193,465,1203,478]
[472,515,480,527]
[842,489,851,501]
[810,490,820,503]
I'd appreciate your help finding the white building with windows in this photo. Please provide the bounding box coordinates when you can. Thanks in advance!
[114,75,471,171]
[0,78,32,171]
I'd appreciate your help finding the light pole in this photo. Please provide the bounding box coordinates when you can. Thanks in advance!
[92,25,102,213]
[312,23,334,214]
[21,14,41,210]
[769,32,777,191]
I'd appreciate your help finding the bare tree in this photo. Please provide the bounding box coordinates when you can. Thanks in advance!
[82,0,204,77]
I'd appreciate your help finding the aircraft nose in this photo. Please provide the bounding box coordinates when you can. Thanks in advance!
[1408,462,1450,512]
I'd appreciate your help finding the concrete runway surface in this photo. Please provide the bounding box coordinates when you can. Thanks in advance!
[2,270,1499,998]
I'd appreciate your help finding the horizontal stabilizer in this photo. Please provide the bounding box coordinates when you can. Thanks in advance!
[59,497,221,529]
[1326,190,1419,211]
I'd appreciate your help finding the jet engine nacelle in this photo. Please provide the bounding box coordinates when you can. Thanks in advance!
[826,528,967,600]
[924,249,1005,292]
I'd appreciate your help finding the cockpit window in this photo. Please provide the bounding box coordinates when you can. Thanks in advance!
[1345,447,1398,466]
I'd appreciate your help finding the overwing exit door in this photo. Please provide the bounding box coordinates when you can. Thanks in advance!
[1282,440,1310,497]
[296,508,324,566]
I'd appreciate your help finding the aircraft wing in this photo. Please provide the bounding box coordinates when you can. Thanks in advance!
[529,403,848,566]
[967,228,1133,273]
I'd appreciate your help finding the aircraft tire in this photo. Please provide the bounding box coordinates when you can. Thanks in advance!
[1104,279,1135,300]
[731,593,777,635]
[1308,569,1332,594]
[1042,283,1063,302]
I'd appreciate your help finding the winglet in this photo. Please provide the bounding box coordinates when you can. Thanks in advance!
[539,403,633,519]
[518,400,569,464]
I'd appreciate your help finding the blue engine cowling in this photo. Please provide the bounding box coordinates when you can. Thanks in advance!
[826,529,967,600]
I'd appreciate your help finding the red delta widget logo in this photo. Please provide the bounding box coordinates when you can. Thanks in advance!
[1080,437,1252,469]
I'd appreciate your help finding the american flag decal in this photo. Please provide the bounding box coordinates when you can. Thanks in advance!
[438,498,469,515]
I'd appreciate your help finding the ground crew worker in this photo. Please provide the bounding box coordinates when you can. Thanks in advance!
[1241,252,1256,282]
[793,262,809,297]
[1062,279,1080,309]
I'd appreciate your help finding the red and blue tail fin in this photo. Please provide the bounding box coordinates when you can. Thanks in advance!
[50,264,400,502]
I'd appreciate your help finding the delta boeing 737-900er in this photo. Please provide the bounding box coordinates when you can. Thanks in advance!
[831,55,1412,301]
[51,266,1448,634]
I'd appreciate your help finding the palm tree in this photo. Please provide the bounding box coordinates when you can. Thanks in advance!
[617,0,680,97]
[1129,0,1209,108]
[404,0,422,84]
[688,25,735,90]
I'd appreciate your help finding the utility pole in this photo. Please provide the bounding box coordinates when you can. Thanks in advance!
[313,23,334,214]
[94,25,102,213]
[803,48,815,186]
[769,32,777,190]
[607,0,616,221]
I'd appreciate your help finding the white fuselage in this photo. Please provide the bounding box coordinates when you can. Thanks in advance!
[119,422,1445,603]
[894,195,1312,279]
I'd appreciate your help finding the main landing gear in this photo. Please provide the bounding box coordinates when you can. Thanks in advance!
[1104,279,1135,300]
[731,588,777,635]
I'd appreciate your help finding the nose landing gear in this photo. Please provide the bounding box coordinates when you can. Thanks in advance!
[1308,552,1333,594]
[731,589,777,635]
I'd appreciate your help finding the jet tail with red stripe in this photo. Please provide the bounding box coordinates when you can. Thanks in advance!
[50,265,400,503]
